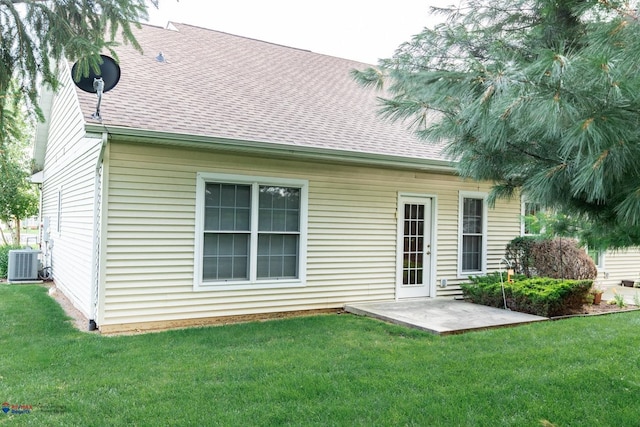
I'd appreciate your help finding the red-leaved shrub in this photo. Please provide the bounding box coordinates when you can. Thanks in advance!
[529,238,597,280]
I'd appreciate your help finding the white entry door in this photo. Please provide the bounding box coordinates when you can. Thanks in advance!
[396,196,433,299]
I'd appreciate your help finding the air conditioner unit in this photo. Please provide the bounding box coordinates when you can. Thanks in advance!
[7,250,41,282]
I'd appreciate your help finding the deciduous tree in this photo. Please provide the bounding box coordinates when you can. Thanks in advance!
[0,85,38,245]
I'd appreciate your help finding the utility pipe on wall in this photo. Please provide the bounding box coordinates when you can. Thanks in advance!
[89,132,109,331]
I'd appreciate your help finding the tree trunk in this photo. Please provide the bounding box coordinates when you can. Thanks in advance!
[14,217,21,247]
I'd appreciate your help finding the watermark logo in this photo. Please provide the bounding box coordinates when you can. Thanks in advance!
[1,402,32,415]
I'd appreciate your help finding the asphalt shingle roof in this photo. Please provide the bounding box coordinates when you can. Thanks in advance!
[75,22,447,162]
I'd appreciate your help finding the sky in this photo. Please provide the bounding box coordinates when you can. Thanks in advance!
[145,0,457,64]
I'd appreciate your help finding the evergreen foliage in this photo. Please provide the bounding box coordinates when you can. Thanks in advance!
[461,274,593,317]
[0,0,155,242]
[354,0,640,248]
[0,0,151,124]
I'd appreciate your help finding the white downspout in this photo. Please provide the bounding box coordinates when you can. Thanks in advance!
[89,132,108,330]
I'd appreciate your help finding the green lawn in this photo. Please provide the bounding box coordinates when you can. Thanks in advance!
[1,285,639,426]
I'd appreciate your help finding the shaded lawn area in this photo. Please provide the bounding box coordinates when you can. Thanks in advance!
[1,285,640,426]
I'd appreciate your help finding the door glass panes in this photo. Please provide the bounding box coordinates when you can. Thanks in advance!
[403,204,425,285]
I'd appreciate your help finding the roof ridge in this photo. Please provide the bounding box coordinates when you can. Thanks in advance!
[165,21,372,65]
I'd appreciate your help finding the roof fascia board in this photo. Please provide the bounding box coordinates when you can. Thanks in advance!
[85,124,456,173]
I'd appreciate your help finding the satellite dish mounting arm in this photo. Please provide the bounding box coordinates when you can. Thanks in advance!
[92,77,104,121]
[71,55,121,121]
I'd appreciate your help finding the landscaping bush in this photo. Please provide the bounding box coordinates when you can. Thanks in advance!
[530,238,597,280]
[0,244,22,278]
[504,236,598,280]
[460,274,505,308]
[505,236,539,277]
[461,274,593,317]
[460,272,526,308]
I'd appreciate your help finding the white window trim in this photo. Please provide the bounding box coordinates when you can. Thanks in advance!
[520,199,528,236]
[596,250,605,271]
[193,172,308,291]
[457,191,488,277]
[586,247,606,271]
[520,198,542,236]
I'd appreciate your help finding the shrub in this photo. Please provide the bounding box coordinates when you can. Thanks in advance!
[460,273,507,308]
[530,238,597,280]
[0,244,23,278]
[509,278,592,317]
[505,237,598,280]
[461,274,592,317]
[505,236,539,277]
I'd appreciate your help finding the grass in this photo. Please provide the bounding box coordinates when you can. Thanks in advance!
[2,285,640,426]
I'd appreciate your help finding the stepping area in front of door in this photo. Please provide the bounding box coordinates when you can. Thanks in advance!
[344,299,547,335]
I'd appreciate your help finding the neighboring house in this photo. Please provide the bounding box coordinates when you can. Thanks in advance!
[34,22,612,334]
[587,247,640,287]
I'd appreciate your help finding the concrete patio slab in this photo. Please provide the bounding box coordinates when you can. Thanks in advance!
[344,298,547,335]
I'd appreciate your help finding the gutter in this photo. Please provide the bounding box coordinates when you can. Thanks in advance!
[89,131,109,331]
[84,124,457,174]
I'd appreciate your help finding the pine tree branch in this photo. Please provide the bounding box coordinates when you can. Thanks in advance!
[357,0,640,245]
[504,141,558,164]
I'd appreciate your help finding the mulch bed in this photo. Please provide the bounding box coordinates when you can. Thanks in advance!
[558,302,640,318]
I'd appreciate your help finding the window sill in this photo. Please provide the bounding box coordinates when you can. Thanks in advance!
[194,279,305,292]
[457,271,485,280]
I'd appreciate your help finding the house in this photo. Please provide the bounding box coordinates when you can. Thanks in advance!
[32,22,637,333]
[594,249,640,287]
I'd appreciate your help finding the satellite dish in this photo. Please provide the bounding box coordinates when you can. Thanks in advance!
[71,54,121,120]
[71,54,121,93]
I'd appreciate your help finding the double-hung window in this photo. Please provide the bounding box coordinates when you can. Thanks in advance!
[194,173,307,290]
[458,192,487,276]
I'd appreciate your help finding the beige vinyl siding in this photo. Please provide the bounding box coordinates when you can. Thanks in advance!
[598,248,640,286]
[39,67,101,319]
[487,198,522,268]
[100,142,522,328]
